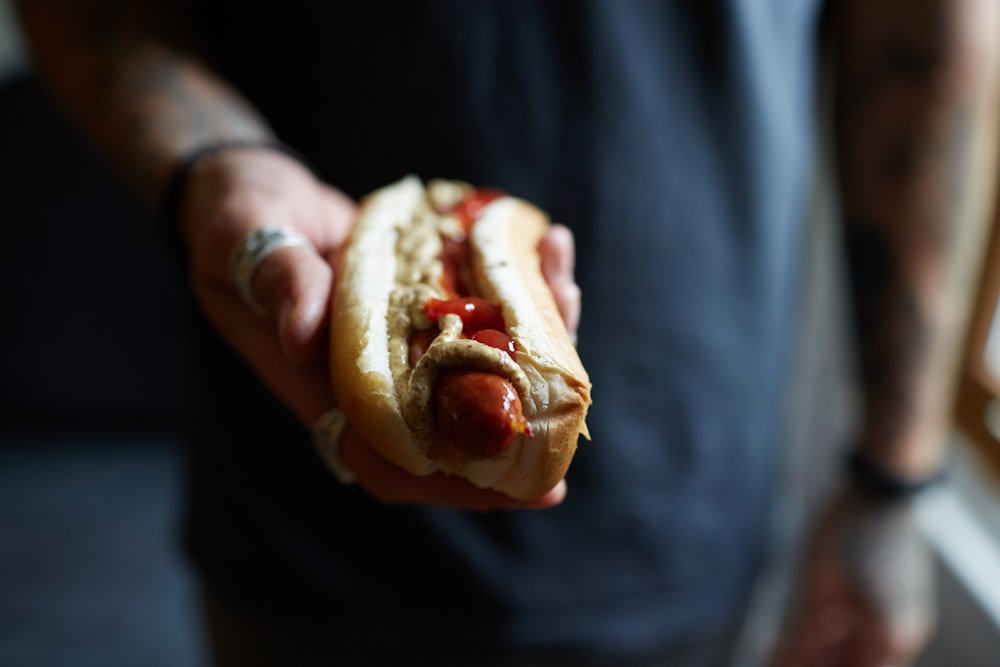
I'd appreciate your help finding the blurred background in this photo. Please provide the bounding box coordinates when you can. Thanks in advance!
[2,0,1000,665]
[0,0,205,664]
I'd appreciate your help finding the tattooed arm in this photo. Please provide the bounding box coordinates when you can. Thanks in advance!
[14,0,271,205]
[774,1,1000,665]
[836,0,1000,482]
[14,1,567,510]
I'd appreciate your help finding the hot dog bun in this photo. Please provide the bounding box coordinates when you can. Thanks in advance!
[330,176,591,500]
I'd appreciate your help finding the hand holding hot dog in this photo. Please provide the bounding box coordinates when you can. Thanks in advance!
[180,147,354,428]
[180,156,582,509]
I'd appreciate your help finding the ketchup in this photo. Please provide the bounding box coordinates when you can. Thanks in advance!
[450,189,504,232]
[422,298,516,361]
[472,329,517,361]
[439,236,474,297]
[410,187,531,453]
[438,189,503,297]
[424,297,505,333]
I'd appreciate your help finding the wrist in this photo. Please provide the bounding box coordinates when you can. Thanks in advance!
[845,448,945,500]
[157,139,315,264]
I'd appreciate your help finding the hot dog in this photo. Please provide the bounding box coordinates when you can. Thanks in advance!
[330,176,591,500]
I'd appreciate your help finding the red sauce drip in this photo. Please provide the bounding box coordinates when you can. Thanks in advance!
[424,297,505,333]
[471,329,517,361]
[449,189,504,233]
[439,236,474,298]
[438,188,504,297]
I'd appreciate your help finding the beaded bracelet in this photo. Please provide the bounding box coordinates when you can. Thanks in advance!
[156,139,314,264]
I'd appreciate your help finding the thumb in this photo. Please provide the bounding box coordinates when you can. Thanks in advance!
[539,223,581,342]
[250,244,334,364]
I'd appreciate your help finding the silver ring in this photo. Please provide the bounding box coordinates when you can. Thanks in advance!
[228,227,314,315]
[312,407,356,484]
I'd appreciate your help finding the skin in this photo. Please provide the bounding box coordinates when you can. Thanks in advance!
[772,1,1000,665]
[14,0,998,662]
[15,0,568,511]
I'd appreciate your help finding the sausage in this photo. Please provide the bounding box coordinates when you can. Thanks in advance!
[433,370,530,458]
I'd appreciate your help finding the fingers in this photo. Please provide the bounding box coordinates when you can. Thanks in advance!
[338,428,567,511]
[186,155,569,511]
[182,154,355,369]
[249,244,333,364]
[216,232,569,510]
[539,223,582,342]
[770,486,935,667]
[771,573,916,667]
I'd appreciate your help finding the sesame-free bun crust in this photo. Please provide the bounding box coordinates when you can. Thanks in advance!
[330,177,591,500]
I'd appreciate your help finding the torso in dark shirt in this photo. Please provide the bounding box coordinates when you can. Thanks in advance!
[182,0,823,658]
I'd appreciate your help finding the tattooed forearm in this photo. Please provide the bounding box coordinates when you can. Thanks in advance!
[97,46,272,201]
[834,0,999,476]
[843,221,932,451]
[14,0,271,205]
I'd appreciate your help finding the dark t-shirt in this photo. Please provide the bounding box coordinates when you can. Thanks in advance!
[182,0,823,660]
